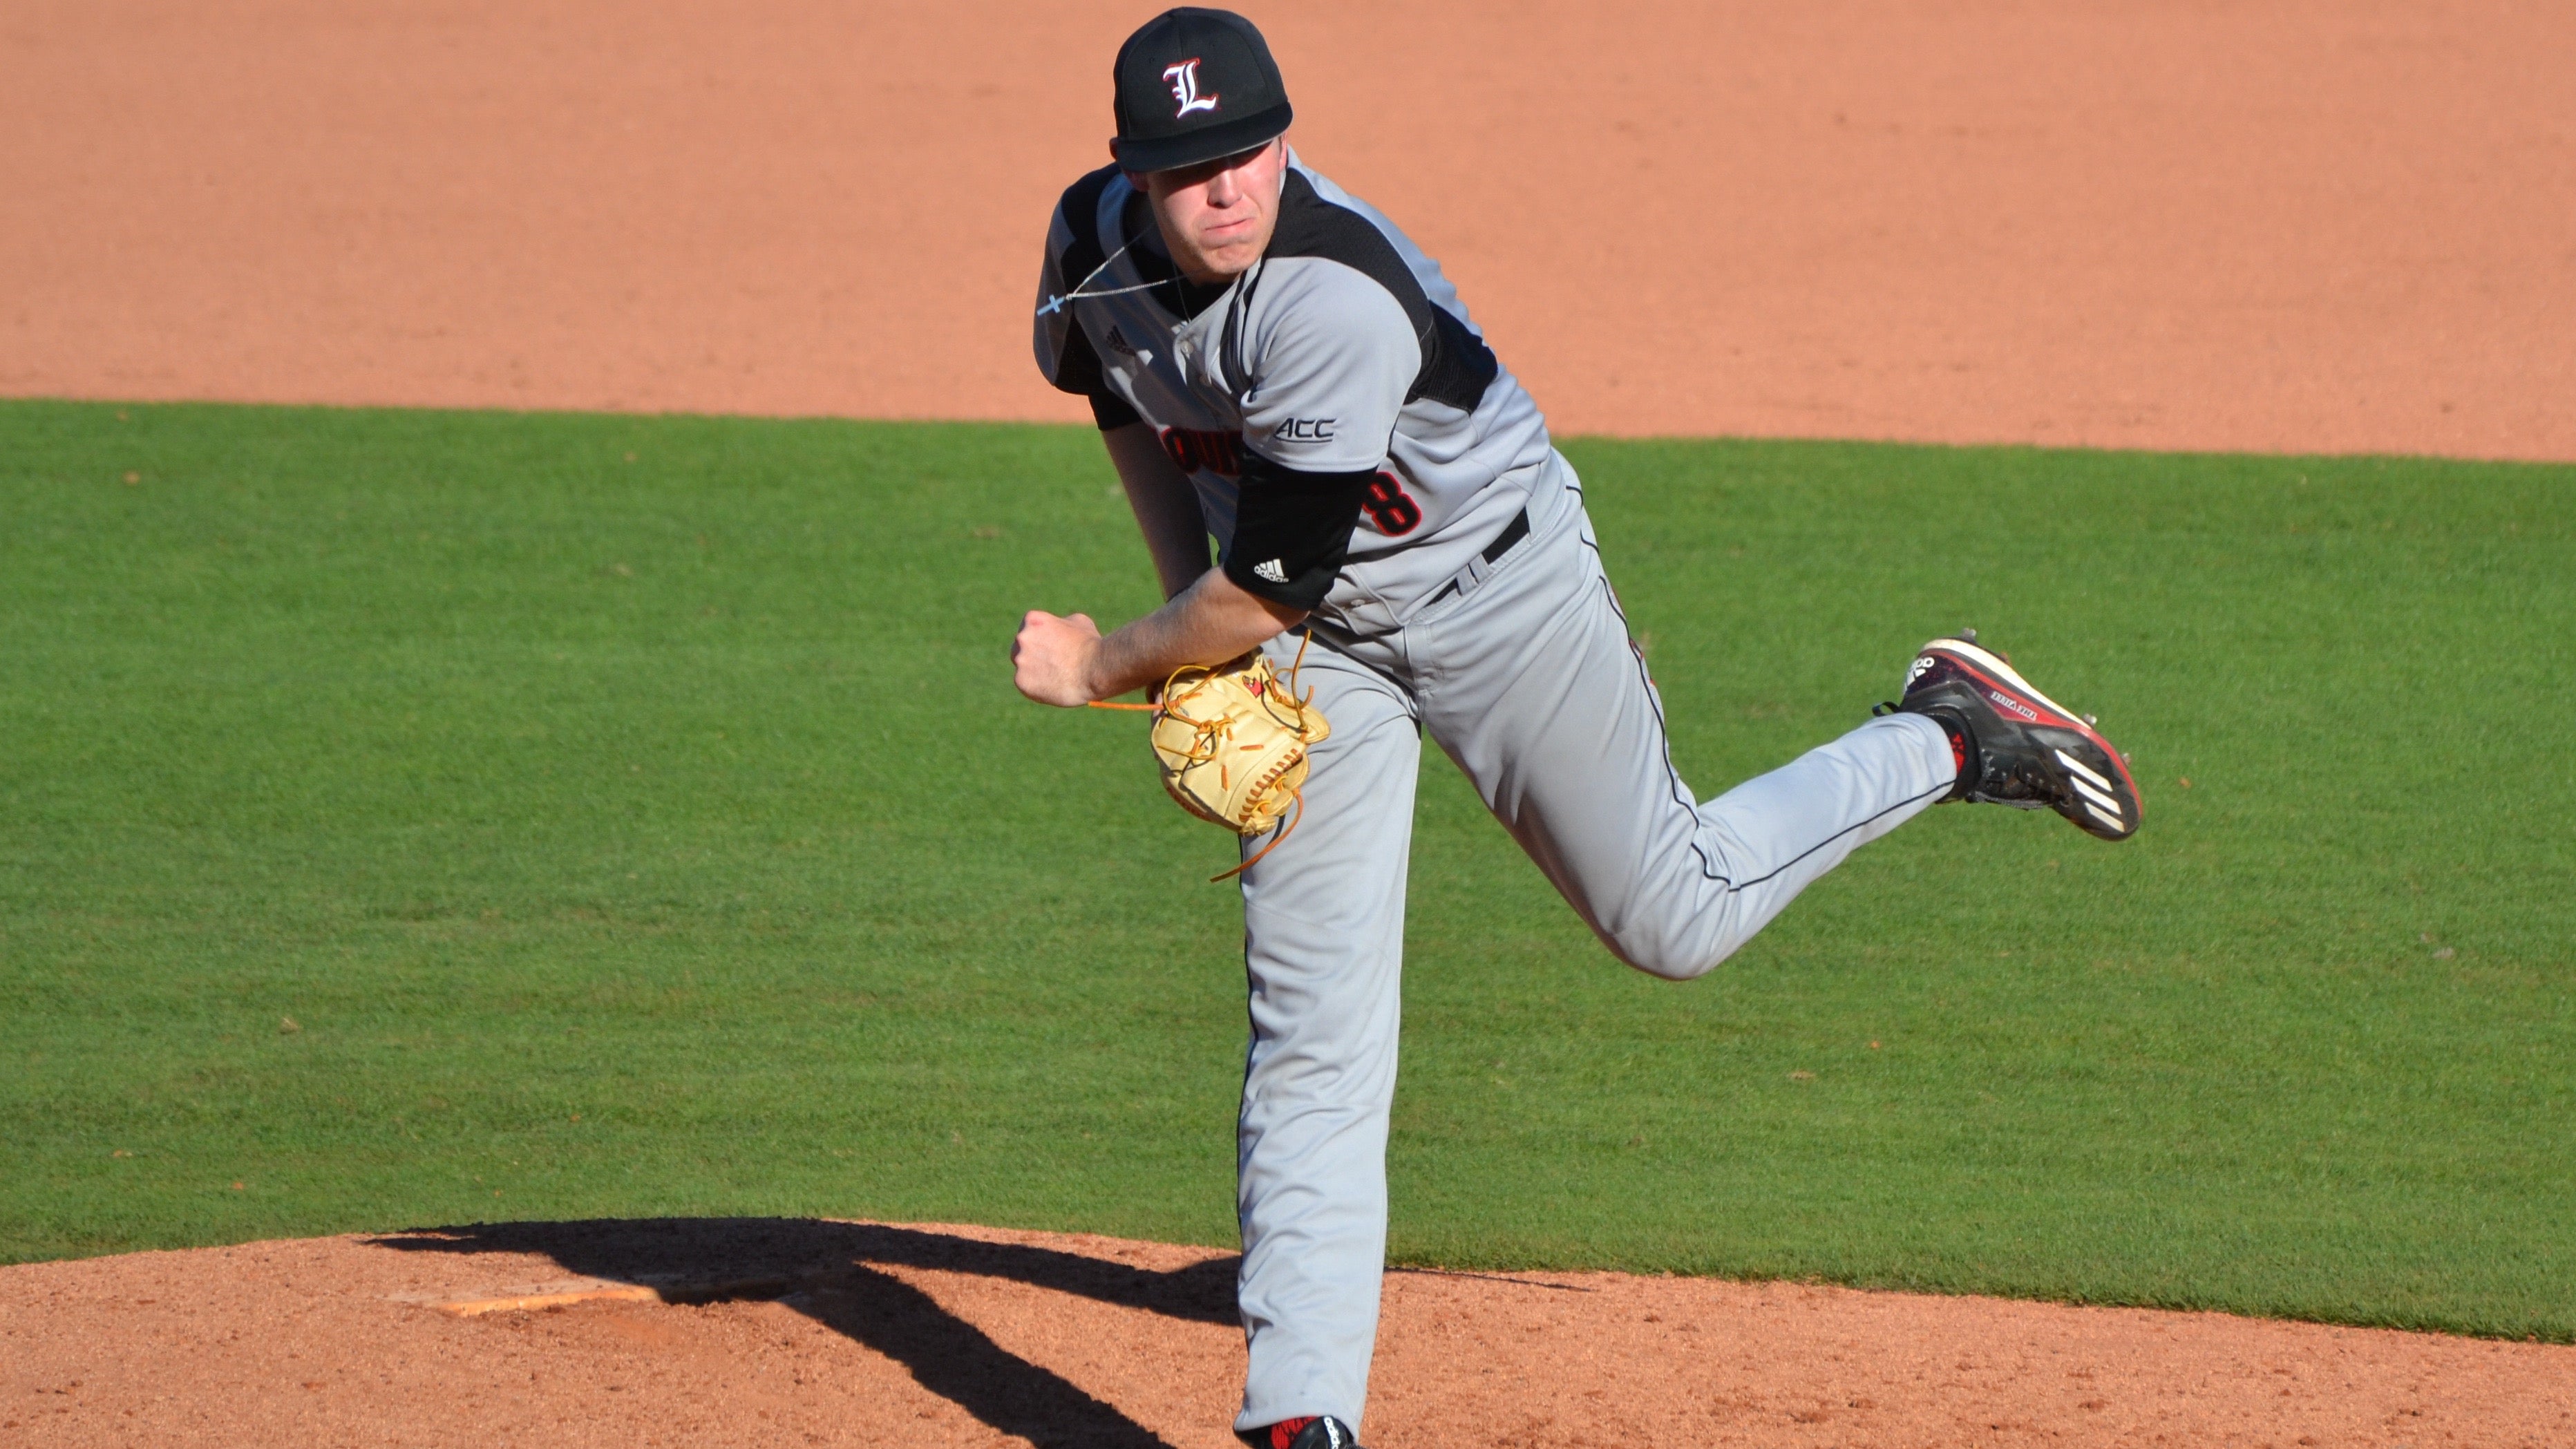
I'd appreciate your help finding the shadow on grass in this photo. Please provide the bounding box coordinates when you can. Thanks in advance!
[370,1218,1240,1449]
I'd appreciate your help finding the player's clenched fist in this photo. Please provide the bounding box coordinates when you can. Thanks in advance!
[1012,609,1103,707]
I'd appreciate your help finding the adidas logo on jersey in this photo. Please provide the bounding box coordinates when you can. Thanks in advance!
[1104,325,1138,357]
[1253,558,1288,584]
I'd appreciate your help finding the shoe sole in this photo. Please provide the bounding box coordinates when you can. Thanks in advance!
[1920,636,2143,838]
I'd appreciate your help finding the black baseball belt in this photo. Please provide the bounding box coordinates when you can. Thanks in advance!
[1423,507,1532,606]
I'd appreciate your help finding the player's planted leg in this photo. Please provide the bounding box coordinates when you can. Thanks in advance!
[1231,641,1423,1443]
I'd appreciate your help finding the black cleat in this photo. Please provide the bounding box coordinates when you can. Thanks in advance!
[1242,1417,1364,1449]
[1287,1419,1361,1449]
[1887,631,2141,841]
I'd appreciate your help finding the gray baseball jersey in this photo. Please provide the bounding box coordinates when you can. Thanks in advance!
[1036,149,1551,634]
[1031,154,1960,1441]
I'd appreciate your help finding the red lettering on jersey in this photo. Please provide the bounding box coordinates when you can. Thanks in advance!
[1157,426,1242,477]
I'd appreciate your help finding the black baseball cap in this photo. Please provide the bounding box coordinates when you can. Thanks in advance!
[1110,8,1293,174]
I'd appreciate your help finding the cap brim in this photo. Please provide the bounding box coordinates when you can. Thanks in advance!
[1110,103,1292,174]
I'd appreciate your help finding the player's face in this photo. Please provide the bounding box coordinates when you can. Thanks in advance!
[1135,138,1286,285]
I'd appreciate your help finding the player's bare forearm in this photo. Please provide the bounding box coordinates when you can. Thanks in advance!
[1095,569,1303,695]
[1012,571,1303,708]
[1102,423,1212,600]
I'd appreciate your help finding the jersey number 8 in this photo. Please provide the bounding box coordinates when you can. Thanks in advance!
[1362,472,1421,536]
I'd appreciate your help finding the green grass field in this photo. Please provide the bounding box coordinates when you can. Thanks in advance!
[3,399,2569,1341]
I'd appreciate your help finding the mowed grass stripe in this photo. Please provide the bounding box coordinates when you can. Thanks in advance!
[1,400,2568,1341]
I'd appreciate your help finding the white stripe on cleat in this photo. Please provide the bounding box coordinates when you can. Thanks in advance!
[2084,800,2126,832]
[2054,748,2113,793]
[2072,777,2123,817]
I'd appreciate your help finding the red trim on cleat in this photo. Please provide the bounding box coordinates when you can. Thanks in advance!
[1900,636,2143,840]
[1922,639,2143,811]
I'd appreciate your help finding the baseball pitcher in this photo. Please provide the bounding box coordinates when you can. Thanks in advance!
[1011,11,2141,1447]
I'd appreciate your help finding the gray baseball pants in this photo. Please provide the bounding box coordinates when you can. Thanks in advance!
[1230,453,1956,1437]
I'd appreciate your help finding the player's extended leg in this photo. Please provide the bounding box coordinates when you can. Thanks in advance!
[1230,633,1422,1441]
[1414,484,1956,981]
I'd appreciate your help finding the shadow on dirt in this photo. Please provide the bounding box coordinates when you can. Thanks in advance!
[370,1218,1240,1449]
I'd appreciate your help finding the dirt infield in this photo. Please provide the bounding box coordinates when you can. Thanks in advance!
[4,1220,2570,1448]
[3,1,2571,458]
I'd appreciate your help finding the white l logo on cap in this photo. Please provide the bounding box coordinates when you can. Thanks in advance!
[1163,58,1220,117]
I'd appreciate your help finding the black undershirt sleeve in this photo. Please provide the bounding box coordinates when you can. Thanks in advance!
[1087,390,1141,430]
[1224,451,1376,612]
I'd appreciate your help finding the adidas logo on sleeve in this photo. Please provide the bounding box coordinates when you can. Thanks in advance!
[1253,558,1289,583]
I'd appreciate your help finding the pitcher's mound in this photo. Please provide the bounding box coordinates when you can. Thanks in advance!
[2,1220,2566,1446]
